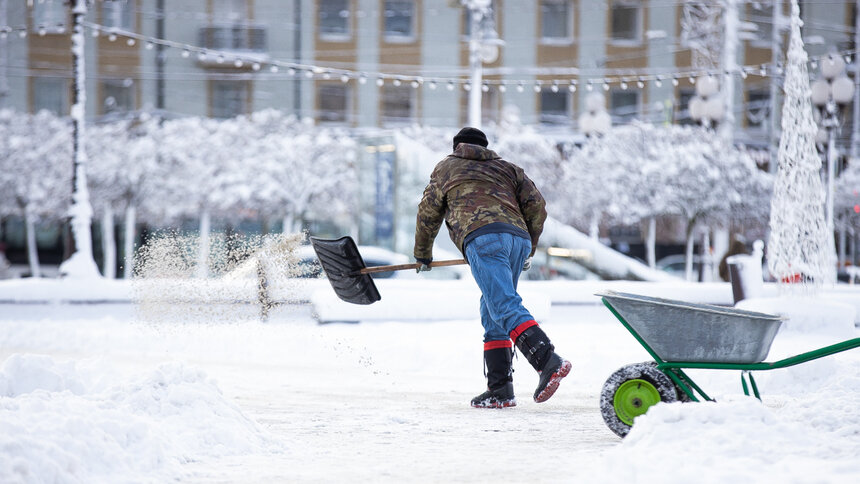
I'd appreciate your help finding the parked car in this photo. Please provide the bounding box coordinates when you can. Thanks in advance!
[656,254,704,280]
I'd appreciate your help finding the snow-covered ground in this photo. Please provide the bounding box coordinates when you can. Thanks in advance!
[1,278,859,483]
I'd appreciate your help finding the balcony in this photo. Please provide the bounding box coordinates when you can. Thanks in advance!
[197,25,269,68]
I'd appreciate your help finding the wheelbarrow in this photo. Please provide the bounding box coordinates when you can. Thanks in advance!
[597,290,860,437]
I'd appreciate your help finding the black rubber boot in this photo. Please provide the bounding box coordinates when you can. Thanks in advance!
[471,346,516,408]
[513,325,572,403]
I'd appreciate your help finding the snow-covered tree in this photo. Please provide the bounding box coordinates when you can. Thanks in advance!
[154,116,254,277]
[0,110,72,277]
[561,122,771,279]
[681,1,723,70]
[767,0,836,288]
[834,160,860,265]
[88,114,163,278]
[249,128,358,234]
[492,106,564,195]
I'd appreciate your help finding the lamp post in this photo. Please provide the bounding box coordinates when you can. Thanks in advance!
[464,1,502,129]
[578,92,611,138]
[810,54,853,238]
[578,92,611,240]
[688,75,724,281]
[689,75,724,128]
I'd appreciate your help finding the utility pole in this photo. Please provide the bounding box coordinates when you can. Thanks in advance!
[720,0,739,145]
[156,0,165,110]
[62,0,100,278]
[0,0,8,108]
[467,3,483,128]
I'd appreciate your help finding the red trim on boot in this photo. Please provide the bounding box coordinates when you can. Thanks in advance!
[509,320,539,342]
[484,340,513,350]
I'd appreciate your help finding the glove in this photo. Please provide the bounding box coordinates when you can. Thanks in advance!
[522,258,532,272]
[416,258,432,273]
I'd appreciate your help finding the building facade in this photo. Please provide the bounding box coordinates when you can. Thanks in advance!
[1,0,857,154]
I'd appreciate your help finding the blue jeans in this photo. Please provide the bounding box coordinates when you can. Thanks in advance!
[464,232,534,343]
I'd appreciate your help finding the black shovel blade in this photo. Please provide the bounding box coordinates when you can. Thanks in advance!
[309,236,381,305]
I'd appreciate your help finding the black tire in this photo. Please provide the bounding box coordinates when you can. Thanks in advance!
[599,361,681,438]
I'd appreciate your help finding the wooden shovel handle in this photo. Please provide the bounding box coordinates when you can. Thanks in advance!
[357,259,467,275]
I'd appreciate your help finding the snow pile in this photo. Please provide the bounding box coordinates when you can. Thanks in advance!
[0,355,278,483]
[737,296,857,338]
[606,394,857,483]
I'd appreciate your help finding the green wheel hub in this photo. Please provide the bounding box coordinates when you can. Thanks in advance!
[613,379,661,425]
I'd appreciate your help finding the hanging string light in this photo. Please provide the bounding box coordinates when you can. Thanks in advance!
[11,20,854,95]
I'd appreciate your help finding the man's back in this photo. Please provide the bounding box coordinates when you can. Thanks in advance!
[414,143,546,259]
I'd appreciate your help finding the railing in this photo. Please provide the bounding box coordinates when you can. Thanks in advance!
[198,25,267,52]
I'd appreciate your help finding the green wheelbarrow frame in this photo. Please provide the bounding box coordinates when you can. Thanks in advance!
[602,296,860,402]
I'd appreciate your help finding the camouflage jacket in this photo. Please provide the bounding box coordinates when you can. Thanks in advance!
[413,144,547,260]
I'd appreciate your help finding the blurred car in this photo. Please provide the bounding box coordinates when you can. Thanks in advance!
[521,249,601,281]
[656,254,703,279]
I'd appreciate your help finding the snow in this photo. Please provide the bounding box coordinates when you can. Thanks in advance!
[1,278,859,483]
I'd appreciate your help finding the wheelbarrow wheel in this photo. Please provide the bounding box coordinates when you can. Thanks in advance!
[600,362,681,438]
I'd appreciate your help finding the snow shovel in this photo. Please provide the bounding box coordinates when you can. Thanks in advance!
[309,236,466,305]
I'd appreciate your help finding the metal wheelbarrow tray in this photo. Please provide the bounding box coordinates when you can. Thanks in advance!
[597,290,860,438]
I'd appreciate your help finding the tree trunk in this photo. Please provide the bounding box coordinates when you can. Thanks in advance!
[646,217,656,269]
[700,230,711,282]
[282,213,295,234]
[712,227,729,279]
[101,205,116,279]
[123,205,136,279]
[838,217,846,268]
[25,211,41,278]
[197,208,211,278]
[685,219,697,282]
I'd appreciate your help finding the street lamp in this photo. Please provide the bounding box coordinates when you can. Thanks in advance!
[689,76,724,128]
[810,54,854,237]
[578,92,611,137]
[578,92,611,240]
[464,1,503,129]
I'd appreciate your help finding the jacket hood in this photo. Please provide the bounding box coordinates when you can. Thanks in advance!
[453,144,500,161]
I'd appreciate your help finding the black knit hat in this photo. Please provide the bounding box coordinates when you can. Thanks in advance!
[453,127,488,151]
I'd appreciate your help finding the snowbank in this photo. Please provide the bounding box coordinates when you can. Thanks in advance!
[737,296,857,339]
[0,355,279,483]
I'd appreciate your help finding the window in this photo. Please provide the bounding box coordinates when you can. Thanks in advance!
[611,0,641,42]
[541,0,572,41]
[384,0,415,40]
[318,84,349,123]
[32,0,67,30]
[102,0,133,30]
[609,89,639,123]
[677,87,695,125]
[33,77,67,115]
[540,88,570,125]
[381,85,414,125]
[102,79,134,114]
[748,2,773,48]
[211,81,249,118]
[213,0,246,22]
[746,89,770,129]
[319,0,350,38]
[199,25,267,51]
